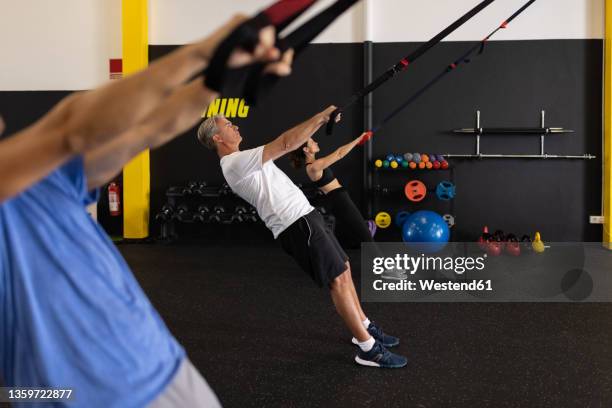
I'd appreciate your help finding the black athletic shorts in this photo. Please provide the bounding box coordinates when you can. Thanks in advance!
[279,210,348,288]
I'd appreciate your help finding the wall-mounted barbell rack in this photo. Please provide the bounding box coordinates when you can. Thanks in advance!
[444,110,597,160]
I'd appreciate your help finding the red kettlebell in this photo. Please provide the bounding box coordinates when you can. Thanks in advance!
[505,234,521,256]
[478,226,490,251]
[486,237,503,257]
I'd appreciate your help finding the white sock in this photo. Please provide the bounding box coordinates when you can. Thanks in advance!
[357,336,375,352]
[362,318,371,329]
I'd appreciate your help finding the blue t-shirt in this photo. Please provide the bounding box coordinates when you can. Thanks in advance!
[0,158,184,407]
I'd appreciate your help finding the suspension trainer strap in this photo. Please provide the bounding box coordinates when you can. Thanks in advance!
[327,0,497,134]
[204,0,318,93]
[244,0,361,105]
[362,0,538,145]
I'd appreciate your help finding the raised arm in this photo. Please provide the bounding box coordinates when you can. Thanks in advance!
[0,14,281,203]
[262,105,336,164]
[62,15,279,154]
[307,132,367,174]
[84,78,218,190]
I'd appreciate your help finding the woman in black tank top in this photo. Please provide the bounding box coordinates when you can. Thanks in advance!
[288,135,406,279]
[289,134,368,242]
[289,136,406,281]
[291,135,370,239]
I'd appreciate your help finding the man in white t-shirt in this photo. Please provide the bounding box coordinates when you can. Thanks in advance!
[197,107,407,368]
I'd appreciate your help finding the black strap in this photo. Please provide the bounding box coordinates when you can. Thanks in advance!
[244,0,361,105]
[282,0,359,54]
[367,0,538,138]
[205,13,269,92]
[327,0,497,134]
[204,0,318,93]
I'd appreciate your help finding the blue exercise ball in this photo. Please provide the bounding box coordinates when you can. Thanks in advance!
[401,210,449,252]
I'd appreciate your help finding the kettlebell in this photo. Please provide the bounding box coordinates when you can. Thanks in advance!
[505,234,521,256]
[532,232,545,253]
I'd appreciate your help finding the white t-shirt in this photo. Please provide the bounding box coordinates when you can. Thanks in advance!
[220,146,314,238]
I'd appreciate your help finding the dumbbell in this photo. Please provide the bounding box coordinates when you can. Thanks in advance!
[174,204,196,222]
[235,205,247,215]
[173,204,188,219]
[208,213,222,223]
[155,204,174,221]
[194,205,210,222]
[191,181,208,195]
[182,181,199,195]
[219,183,233,196]
[205,205,225,223]
[246,207,258,222]
[230,214,245,224]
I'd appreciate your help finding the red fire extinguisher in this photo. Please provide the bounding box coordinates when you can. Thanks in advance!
[108,182,121,216]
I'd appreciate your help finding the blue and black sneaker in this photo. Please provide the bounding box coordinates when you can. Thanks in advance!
[351,322,400,348]
[355,340,407,368]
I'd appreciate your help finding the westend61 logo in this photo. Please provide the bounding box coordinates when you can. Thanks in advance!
[362,243,612,302]
[203,98,249,118]
[373,254,486,275]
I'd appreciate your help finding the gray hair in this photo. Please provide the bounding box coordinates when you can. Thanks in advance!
[197,114,225,150]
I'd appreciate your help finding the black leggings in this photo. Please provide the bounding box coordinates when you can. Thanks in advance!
[319,187,374,247]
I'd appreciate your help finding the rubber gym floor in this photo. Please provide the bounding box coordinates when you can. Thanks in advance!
[120,242,612,408]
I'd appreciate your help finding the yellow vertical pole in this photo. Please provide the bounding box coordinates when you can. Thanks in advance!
[122,0,149,238]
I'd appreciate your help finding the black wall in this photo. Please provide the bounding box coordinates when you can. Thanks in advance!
[149,39,602,242]
[371,40,602,242]
[0,91,70,135]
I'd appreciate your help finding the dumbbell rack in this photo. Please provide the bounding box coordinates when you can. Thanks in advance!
[155,182,261,242]
[371,162,457,241]
[155,182,335,242]
[445,110,596,160]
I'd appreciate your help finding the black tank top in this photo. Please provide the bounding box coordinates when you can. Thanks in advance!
[311,166,336,188]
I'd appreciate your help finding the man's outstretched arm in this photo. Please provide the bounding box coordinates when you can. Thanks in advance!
[0,14,282,203]
[61,15,280,154]
[84,78,217,190]
[262,105,337,164]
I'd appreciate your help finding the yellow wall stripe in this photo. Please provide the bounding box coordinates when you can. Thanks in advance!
[605,0,612,248]
[122,0,150,239]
